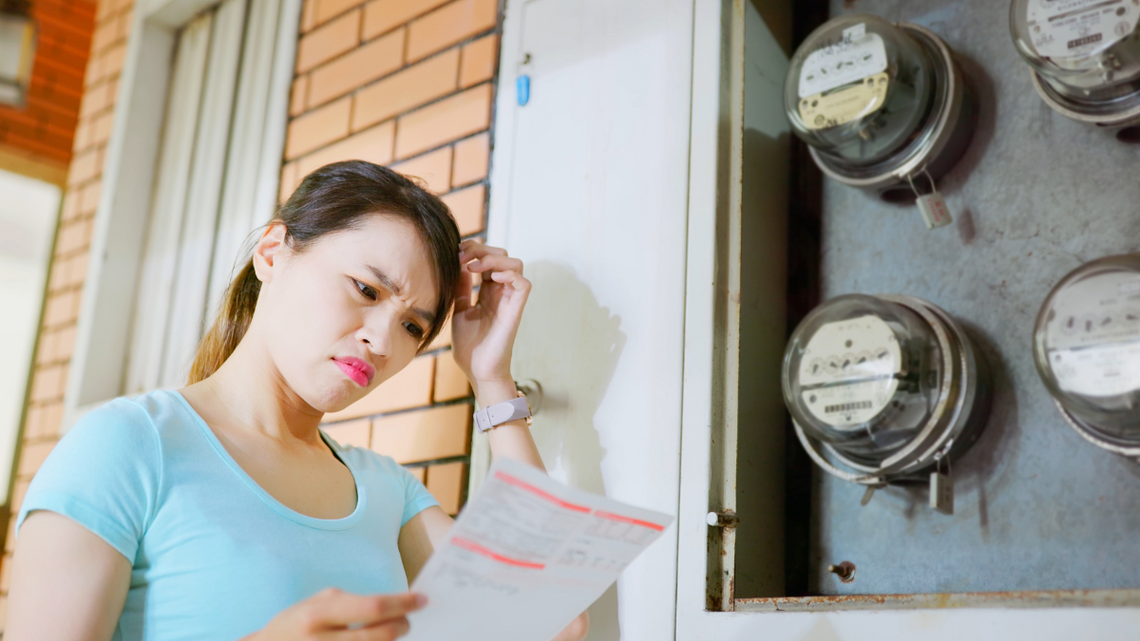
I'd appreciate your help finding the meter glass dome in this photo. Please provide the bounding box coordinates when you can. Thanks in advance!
[786,15,935,166]
[1010,0,1140,124]
[782,294,943,465]
[1034,254,1140,449]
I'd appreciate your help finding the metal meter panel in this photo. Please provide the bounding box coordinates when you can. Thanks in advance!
[810,0,1140,596]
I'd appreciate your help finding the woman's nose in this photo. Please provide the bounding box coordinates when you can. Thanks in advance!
[359,311,397,357]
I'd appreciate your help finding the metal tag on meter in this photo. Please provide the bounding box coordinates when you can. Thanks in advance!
[917,191,953,229]
[929,470,954,515]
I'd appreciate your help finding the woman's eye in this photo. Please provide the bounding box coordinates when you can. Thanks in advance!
[404,322,424,339]
[354,279,378,301]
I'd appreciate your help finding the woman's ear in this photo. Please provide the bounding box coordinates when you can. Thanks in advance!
[252,222,289,283]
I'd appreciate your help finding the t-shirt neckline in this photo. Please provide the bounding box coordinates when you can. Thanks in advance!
[168,389,367,531]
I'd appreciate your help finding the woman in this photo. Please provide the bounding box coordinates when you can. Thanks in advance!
[7,161,589,641]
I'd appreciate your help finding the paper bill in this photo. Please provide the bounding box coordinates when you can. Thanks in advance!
[404,458,673,641]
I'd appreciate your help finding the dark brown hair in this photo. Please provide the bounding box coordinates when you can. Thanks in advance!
[189,160,462,384]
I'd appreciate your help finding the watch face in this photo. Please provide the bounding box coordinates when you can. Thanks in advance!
[785,15,935,167]
[783,294,943,465]
[1035,254,1140,445]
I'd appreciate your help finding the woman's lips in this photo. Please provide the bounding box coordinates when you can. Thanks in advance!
[333,357,374,387]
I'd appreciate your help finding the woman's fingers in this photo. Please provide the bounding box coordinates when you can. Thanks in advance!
[467,254,524,277]
[488,270,532,300]
[459,241,508,264]
[454,262,475,314]
[307,589,425,629]
[323,617,411,641]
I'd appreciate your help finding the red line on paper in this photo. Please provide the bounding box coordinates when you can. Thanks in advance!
[593,510,665,531]
[494,471,591,513]
[451,537,546,569]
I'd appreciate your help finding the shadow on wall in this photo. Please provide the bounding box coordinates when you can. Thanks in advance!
[510,261,626,639]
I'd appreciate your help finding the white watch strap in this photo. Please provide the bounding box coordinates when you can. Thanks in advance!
[474,396,532,432]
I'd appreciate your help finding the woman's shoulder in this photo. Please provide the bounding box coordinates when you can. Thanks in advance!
[68,393,160,441]
[72,389,186,438]
[61,389,202,465]
[16,391,174,554]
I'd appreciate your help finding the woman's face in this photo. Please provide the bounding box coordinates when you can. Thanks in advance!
[252,214,440,414]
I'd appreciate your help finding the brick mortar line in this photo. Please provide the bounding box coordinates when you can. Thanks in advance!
[387,104,490,162]
[402,454,470,470]
[447,175,486,195]
[321,395,474,427]
[438,177,486,199]
[390,130,489,175]
[17,435,60,448]
[299,27,497,114]
[42,281,84,295]
[83,71,123,92]
[53,245,94,263]
[305,0,448,39]
[290,112,489,174]
[460,229,486,243]
[89,35,130,61]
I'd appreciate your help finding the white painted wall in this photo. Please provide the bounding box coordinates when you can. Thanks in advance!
[0,169,60,500]
[484,0,695,638]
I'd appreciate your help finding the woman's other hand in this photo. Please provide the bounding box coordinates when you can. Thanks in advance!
[244,588,426,641]
[553,611,590,641]
[451,241,531,394]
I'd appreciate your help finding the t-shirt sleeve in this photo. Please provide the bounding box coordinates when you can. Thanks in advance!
[399,465,440,527]
[16,399,162,563]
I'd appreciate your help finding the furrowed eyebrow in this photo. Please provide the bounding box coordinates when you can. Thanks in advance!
[365,264,436,327]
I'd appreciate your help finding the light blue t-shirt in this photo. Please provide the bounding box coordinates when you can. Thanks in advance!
[16,389,439,641]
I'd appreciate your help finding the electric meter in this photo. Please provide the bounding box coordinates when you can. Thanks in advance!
[784,15,977,199]
[782,294,991,513]
[1010,0,1140,138]
[1034,254,1140,457]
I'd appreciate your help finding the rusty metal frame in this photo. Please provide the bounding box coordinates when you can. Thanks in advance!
[736,589,1140,612]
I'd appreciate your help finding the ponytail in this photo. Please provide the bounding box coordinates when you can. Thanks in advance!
[188,259,262,384]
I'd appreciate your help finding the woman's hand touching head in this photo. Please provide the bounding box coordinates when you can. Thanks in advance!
[451,240,532,398]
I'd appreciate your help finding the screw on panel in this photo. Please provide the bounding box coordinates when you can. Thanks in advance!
[706,510,739,528]
[827,561,856,583]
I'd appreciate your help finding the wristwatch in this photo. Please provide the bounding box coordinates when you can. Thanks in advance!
[473,390,533,433]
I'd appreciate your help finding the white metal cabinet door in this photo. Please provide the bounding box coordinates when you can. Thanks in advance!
[482,0,695,638]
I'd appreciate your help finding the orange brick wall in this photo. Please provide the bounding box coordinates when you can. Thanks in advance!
[0,0,96,182]
[289,0,500,516]
[0,0,134,624]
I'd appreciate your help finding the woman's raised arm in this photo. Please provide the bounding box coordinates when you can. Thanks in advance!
[7,511,132,641]
[396,241,589,641]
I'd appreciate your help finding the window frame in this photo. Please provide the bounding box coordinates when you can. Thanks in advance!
[61,0,302,431]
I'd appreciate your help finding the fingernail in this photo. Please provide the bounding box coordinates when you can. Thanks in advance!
[469,259,480,268]
[415,594,429,607]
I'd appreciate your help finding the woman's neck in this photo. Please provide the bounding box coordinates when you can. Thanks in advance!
[182,334,325,446]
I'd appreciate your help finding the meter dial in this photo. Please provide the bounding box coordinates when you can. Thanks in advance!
[784,15,977,194]
[1034,254,1140,455]
[1010,0,1140,135]
[783,294,991,495]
